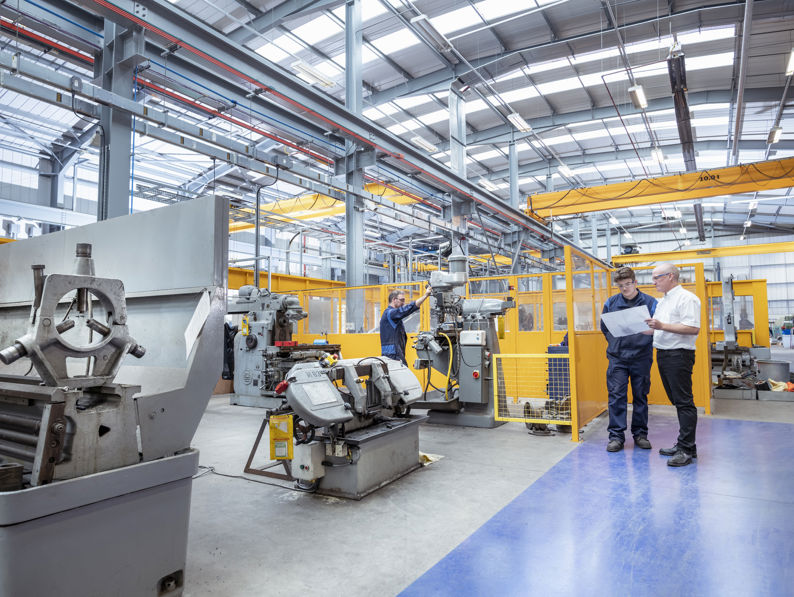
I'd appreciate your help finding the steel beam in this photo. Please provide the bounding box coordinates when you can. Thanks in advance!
[227,0,343,44]
[344,0,364,288]
[0,55,503,250]
[96,22,137,220]
[367,1,753,106]
[528,157,794,217]
[68,0,599,263]
[611,241,794,265]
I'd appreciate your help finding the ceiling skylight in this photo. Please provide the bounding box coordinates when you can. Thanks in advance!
[429,5,482,36]
[291,14,342,45]
[370,29,422,55]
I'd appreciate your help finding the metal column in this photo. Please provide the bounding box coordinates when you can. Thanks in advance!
[509,139,519,210]
[345,0,365,332]
[96,23,138,220]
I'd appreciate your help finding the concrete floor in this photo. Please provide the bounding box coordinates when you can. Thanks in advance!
[184,398,577,596]
[184,396,794,596]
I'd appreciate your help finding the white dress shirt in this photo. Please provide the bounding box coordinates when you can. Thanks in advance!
[652,284,701,350]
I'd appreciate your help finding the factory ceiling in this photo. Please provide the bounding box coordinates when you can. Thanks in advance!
[0,0,792,272]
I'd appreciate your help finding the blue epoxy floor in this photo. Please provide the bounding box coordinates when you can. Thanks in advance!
[401,415,794,597]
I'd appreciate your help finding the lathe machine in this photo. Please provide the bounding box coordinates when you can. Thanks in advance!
[0,195,226,596]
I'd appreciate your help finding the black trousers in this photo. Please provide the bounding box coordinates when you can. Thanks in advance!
[656,348,697,453]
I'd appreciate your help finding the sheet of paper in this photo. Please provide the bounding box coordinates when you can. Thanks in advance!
[600,305,651,338]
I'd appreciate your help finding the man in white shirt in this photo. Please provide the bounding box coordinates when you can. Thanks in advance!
[645,263,701,467]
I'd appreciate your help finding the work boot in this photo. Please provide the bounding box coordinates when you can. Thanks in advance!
[606,440,623,452]
[659,444,697,458]
[667,450,693,467]
[634,436,652,449]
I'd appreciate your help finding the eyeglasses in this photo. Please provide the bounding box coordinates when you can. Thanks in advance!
[617,281,635,290]
[652,272,672,281]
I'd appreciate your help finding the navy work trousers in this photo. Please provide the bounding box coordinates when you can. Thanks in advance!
[606,355,652,443]
[656,348,697,453]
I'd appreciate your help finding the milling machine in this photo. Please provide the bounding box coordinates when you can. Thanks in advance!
[246,356,425,499]
[412,250,514,427]
[712,275,770,397]
[712,276,770,376]
[229,285,341,408]
[0,195,226,597]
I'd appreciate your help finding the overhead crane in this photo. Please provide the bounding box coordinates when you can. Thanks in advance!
[527,157,794,218]
[611,241,794,265]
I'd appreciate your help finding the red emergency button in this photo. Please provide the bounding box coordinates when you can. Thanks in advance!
[472,370,480,379]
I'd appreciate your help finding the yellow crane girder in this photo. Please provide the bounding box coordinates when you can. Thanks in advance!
[611,241,794,265]
[527,157,794,218]
[229,183,421,233]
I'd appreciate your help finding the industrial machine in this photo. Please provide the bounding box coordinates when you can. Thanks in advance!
[228,285,341,408]
[712,276,770,378]
[712,275,771,399]
[0,195,226,596]
[245,356,425,499]
[412,248,514,427]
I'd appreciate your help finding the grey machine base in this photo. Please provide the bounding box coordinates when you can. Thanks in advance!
[414,392,505,429]
[0,450,199,597]
[230,392,283,409]
[713,388,757,400]
[316,415,426,500]
[757,390,794,402]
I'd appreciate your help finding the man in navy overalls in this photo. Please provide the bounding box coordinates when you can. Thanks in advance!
[601,266,657,452]
[380,286,432,365]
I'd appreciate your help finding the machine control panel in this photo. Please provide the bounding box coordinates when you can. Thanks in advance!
[292,441,326,481]
[460,330,486,346]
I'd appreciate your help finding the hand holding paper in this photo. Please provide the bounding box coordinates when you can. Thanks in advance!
[600,305,652,338]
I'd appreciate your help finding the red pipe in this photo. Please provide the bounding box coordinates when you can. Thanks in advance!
[0,18,93,64]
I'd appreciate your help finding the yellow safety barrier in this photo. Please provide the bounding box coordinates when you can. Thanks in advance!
[493,353,574,429]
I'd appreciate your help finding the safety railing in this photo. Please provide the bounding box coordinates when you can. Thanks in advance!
[493,353,575,440]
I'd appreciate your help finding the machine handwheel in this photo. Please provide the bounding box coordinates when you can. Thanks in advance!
[293,417,315,444]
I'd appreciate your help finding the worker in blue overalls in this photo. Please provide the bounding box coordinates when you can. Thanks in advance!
[380,286,433,365]
[601,266,657,452]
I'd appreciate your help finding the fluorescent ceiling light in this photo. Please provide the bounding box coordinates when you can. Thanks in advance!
[411,136,438,153]
[749,201,758,210]
[787,49,794,76]
[292,60,334,87]
[768,126,782,144]
[507,112,532,133]
[683,239,691,246]
[679,226,686,234]
[623,232,632,240]
[744,220,752,227]
[411,14,453,53]
[628,84,648,110]
[740,234,745,241]
[479,178,498,192]
[608,216,619,226]
[558,164,573,177]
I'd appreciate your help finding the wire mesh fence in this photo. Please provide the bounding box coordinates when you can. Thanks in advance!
[494,354,572,425]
